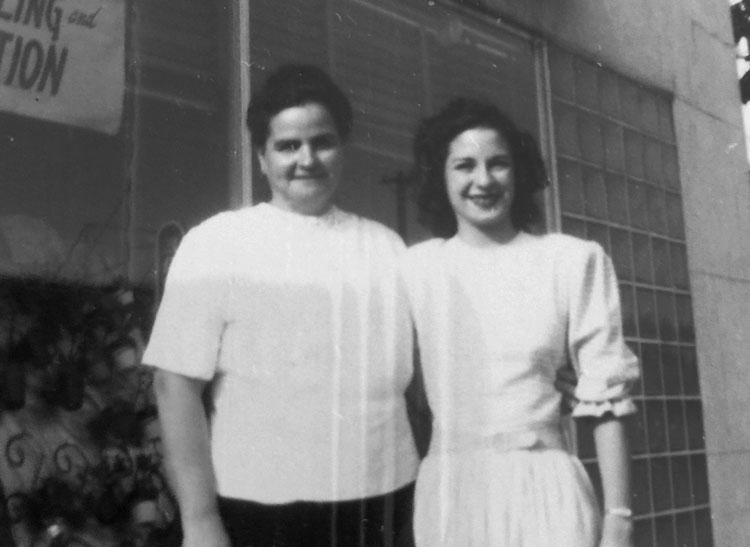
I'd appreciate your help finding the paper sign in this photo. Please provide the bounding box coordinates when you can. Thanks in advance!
[0,0,125,135]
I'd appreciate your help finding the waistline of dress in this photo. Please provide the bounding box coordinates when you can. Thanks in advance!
[429,422,567,455]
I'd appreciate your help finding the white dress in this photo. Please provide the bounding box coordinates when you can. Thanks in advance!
[401,232,640,547]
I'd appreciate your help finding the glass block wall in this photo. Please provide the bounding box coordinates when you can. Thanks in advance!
[548,47,713,547]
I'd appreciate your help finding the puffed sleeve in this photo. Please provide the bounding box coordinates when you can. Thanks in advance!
[141,222,228,380]
[567,241,640,418]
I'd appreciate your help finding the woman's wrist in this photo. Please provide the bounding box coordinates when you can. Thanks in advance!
[182,508,224,530]
[601,509,634,547]
[604,506,633,520]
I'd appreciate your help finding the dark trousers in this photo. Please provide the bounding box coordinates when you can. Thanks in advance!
[218,482,415,547]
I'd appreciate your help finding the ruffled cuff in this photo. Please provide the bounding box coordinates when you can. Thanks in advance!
[571,397,637,419]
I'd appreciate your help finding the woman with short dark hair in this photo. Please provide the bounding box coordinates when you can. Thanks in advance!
[246,63,354,149]
[148,64,419,547]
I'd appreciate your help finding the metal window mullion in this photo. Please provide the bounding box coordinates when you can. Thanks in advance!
[537,40,562,235]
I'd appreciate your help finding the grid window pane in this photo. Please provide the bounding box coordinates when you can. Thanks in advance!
[651,457,674,511]
[554,102,580,158]
[646,186,667,234]
[691,458,710,504]
[666,402,687,453]
[644,137,663,184]
[669,243,689,289]
[661,344,682,395]
[632,458,653,514]
[625,130,645,179]
[652,237,673,287]
[561,215,585,239]
[675,295,695,342]
[605,173,629,224]
[619,283,638,338]
[551,48,709,545]
[610,228,633,280]
[685,402,706,451]
[558,159,584,213]
[641,343,663,395]
[629,408,648,456]
[671,456,692,507]
[634,520,655,547]
[603,122,625,172]
[680,347,701,395]
[579,111,604,163]
[645,400,669,454]
[655,290,677,342]
[633,233,654,284]
[675,511,696,547]
[636,288,658,339]
[628,180,650,230]
[695,509,713,547]
[655,515,676,547]
[586,222,610,254]
[583,168,608,219]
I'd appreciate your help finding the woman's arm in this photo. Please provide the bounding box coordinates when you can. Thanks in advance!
[594,416,634,547]
[154,370,230,547]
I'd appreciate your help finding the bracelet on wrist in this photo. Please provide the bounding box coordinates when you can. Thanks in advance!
[605,507,633,520]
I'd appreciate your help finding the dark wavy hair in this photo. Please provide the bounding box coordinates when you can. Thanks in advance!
[246,64,354,149]
[413,98,548,237]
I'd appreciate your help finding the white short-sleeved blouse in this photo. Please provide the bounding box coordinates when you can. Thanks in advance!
[400,231,640,445]
[143,203,419,503]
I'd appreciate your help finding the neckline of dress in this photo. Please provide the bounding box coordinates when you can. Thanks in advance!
[256,202,344,227]
[449,230,532,253]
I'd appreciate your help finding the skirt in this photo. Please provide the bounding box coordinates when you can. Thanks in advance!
[218,482,415,547]
[414,448,600,547]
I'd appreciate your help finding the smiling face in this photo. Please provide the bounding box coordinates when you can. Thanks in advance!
[258,102,344,216]
[444,126,517,242]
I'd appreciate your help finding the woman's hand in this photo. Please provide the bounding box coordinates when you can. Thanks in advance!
[182,513,232,547]
[599,513,634,547]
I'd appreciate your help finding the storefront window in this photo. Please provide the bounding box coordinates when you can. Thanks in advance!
[248,0,543,242]
[0,0,231,287]
[0,111,126,281]
[0,2,231,542]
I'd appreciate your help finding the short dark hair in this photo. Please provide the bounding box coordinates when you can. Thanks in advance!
[246,64,354,149]
[413,98,548,237]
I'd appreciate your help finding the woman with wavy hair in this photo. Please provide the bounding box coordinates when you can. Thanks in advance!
[401,98,639,547]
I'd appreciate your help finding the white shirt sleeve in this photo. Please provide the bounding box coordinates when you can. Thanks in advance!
[142,224,228,380]
[567,241,641,418]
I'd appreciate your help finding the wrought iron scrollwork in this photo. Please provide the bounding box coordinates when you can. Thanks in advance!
[53,442,92,489]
